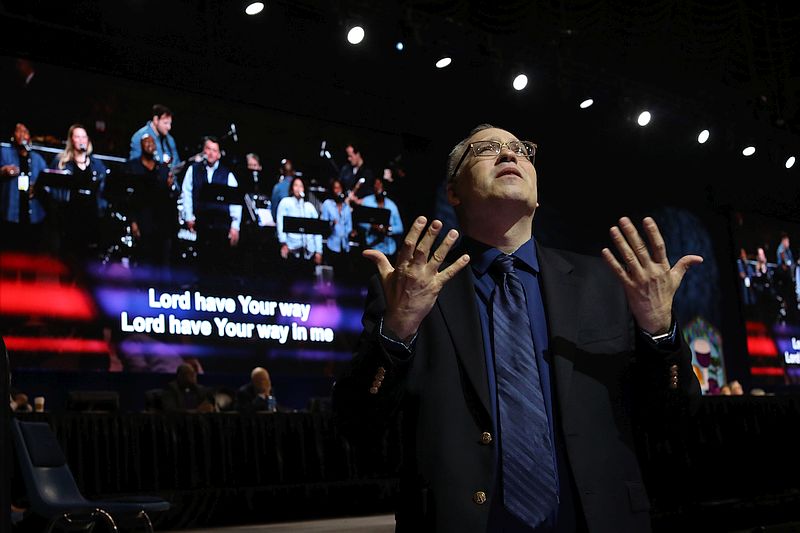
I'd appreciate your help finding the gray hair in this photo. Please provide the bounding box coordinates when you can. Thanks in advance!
[446,123,497,184]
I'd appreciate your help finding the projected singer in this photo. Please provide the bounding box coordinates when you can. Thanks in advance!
[276,176,322,268]
[180,136,241,270]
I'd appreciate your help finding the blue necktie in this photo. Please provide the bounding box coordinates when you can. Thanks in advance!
[491,253,558,527]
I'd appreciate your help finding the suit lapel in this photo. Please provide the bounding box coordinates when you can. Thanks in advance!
[537,244,579,412]
[436,265,492,419]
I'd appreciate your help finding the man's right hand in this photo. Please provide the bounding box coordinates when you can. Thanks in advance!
[363,216,470,342]
[186,220,196,231]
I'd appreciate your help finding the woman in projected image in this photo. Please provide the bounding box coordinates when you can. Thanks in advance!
[49,124,108,258]
[751,246,779,323]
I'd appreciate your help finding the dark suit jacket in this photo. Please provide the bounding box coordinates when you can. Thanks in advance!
[236,383,273,412]
[332,244,700,533]
[160,381,213,412]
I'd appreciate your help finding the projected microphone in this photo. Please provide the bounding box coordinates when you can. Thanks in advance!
[21,140,33,152]
[78,143,88,152]
[319,140,327,157]
[230,123,238,143]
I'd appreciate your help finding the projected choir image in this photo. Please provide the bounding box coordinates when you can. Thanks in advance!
[0,58,412,394]
[731,211,800,385]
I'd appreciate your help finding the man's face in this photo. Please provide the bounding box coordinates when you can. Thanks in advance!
[252,371,271,395]
[346,146,362,167]
[153,114,172,136]
[292,179,304,198]
[246,155,261,171]
[13,123,30,146]
[447,127,538,215]
[141,135,156,157]
[203,140,221,165]
[374,178,384,195]
[71,127,89,151]
[332,181,343,195]
[177,366,197,388]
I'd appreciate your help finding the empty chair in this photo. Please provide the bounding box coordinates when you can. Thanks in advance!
[143,388,163,412]
[10,418,169,532]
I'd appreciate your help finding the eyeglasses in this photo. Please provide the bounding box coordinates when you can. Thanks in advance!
[451,140,538,179]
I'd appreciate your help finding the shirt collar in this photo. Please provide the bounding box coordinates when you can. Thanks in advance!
[463,235,540,277]
[206,160,220,171]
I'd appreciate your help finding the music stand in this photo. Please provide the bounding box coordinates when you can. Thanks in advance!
[199,182,244,205]
[283,216,331,238]
[352,204,391,226]
[102,172,141,206]
[36,168,99,195]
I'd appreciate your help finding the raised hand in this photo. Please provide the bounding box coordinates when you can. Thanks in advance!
[601,216,703,335]
[363,216,470,341]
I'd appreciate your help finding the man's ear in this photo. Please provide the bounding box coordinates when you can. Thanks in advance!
[447,182,461,207]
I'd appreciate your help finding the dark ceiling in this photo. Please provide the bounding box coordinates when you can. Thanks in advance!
[0,0,797,223]
[2,0,798,137]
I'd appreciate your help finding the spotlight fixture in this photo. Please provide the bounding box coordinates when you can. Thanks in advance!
[347,26,365,45]
[742,146,756,156]
[435,57,452,69]
[637,111,652,127]
[245,2,264,15]
[512,74,528,91]
[579,99,594,109]
[697,129,710,144]
[786,156,796,169]
[395,42,404,51]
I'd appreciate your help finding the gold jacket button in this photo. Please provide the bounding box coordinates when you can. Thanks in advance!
[480,432,493,445]
[473,491,487,505]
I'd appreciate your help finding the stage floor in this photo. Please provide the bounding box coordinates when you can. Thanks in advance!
[175,514,395,532]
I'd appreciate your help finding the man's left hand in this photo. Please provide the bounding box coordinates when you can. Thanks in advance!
[229,228,240,246]
[602,216,703,335]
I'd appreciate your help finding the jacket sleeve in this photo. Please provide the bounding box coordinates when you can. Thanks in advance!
[331,274,415,438]
[629,320,702,420]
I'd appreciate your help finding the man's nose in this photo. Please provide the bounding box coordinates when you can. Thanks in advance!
[496,146,518,164]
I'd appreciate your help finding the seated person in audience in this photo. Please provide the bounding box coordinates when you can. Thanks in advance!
[276,176,322,265]
[360,176,403,263]
[161,363,215,413]
[9,388,33,412]
[236,367,277,412]
[728,379,744,396]
[719,384,732,396]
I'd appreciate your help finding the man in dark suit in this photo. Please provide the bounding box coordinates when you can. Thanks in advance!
[332,124,702,532]
[236,366,277,412]
[161,363,215,413]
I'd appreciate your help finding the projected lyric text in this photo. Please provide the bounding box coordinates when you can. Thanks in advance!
[119,288,334,344]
